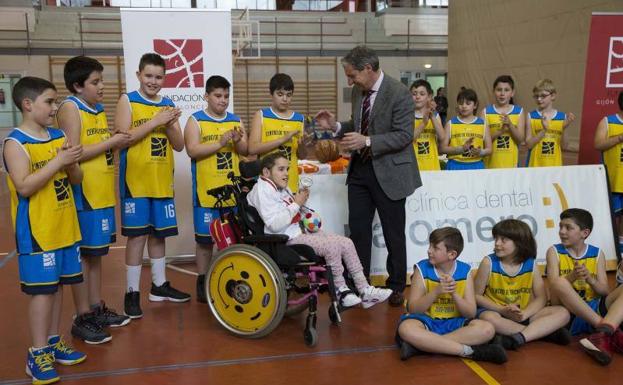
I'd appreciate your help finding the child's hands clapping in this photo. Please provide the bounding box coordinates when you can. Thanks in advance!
[153,107,181,127]
[501,304,524,322]
[573,261,591,281]
[437,274,456,295]
[57,138,82,166]
[294,188,309,206]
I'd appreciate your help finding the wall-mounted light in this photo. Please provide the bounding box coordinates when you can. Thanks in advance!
[424,64,432,69]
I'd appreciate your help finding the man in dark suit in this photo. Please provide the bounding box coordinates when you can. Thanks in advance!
[316,46,421,306]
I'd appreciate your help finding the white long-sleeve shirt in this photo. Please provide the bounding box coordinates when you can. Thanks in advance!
[246,176,302,239]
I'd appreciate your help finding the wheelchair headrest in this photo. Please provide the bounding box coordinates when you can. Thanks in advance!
[239,159,261,179]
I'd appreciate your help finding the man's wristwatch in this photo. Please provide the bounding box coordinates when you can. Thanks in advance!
[365,136,371,147]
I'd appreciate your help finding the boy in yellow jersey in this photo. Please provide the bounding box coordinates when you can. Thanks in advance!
[3,77,86,384]
[114,53,189,319]
[440,88,492,170]
[184,75,248,303]
[248,73,305,191]
[594,91,623,253]
[525,79,575,167]
[546,208,623,365]
[474,219,570,350]
[396,227,507,364]
[481,75,525,168]
[57,56,131,344]
[410,79,444,171]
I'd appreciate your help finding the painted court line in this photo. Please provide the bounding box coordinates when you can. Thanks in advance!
[0,249,16,269]
[0,344,396,385]
[461,359,501,385]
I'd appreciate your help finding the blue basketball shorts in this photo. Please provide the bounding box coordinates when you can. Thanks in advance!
[612,193,623,214]
[121,197,178,238]
[398,313,468,335]
[18,242,83,295]
[446,159,485,171]
[78,207,116,256]
[569,297,607,336]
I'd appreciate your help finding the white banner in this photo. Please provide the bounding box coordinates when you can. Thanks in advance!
[306,165,618,275]
[120,8,232,256]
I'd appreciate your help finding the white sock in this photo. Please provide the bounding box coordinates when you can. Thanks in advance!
[460,345,474,357]
[151,258,166,287]
[126,264,142,292]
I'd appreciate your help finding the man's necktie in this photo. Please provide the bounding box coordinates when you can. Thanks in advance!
[359,89,374,160]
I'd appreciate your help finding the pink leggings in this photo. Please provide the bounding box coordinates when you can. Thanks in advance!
[288,231,369,292]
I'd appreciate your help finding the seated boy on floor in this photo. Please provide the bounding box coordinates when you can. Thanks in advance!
[547,208,623,365]
[396,227,507,364]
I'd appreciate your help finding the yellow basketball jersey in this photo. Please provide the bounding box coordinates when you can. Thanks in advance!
[447,116,485,163]
[3,128,81,253]
[554,243,600,302]
[58,96,115,210]
[602,114,623,193]
[191,110,242,208]
[483,254,534,310]
[120,91,175,199]
[527,110,565,167]
[417,259,471,319]
[413,112,441,171]
[260,107,304,192]
[484,104,522,169]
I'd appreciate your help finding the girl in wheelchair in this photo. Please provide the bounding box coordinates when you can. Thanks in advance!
[247,152,393,309]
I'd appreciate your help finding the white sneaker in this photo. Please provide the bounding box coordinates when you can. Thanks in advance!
[361,286,392,309]
[337,285,362,308]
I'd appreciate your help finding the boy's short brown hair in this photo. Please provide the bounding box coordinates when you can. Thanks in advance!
[429,227,464,256]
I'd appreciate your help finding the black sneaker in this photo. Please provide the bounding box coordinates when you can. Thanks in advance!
[542,327,572,346]
[124,290,143,319]
[196,274,207,304]
[470,344,507,364]
[399,341,424,361]
[94,301,131,328]
[149,281,191,303]
[71,313,112,345]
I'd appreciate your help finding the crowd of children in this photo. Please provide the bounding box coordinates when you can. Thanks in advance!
[3,52,623,385]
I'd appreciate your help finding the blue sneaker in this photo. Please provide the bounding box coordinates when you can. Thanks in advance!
[48,335,86,365]
[26,347,59,385]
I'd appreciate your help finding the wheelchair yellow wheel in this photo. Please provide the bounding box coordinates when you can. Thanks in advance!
[207,244,287,338]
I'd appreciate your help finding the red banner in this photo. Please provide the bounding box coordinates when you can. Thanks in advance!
[578,13,623,165]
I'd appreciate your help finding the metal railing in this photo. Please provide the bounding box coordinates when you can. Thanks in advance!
[0,9,447,55]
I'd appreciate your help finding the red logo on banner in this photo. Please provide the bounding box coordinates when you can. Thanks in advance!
[578,15,623,164]
[607,37,623,88]
[153,39,204,88]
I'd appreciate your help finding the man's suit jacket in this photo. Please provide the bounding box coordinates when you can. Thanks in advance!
[341,73,421,201]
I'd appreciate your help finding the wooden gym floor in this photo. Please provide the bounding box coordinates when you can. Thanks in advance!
[2,153,623,385]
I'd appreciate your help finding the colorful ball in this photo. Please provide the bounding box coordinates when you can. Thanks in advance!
[301,211,322,233]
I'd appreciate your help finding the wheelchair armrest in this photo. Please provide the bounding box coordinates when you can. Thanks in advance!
[243,234,289,244]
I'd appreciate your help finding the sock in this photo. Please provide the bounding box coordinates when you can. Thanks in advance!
[351,271,370,294]
[511,332,526,346]
[461,345,474,357]
[126,264,142,292]
[90,302,101,311]
[597,323,616,335]
[151,258,166,287]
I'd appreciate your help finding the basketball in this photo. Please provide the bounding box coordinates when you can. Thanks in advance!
[314,140,340,163]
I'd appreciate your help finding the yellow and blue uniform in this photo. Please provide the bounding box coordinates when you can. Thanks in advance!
[552,243,605,335]
[190,110,242,244]
[119,90,178,237]
[398,259,472,335]
[59,96,116,256]
[477,254,534,318]
[526,110,565,167]
[601,114,623,212]
[2,127,82,294]
[260,107,305,191]
[446,116,486,170]
[484,105,523,168]
[413,112,441,171]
